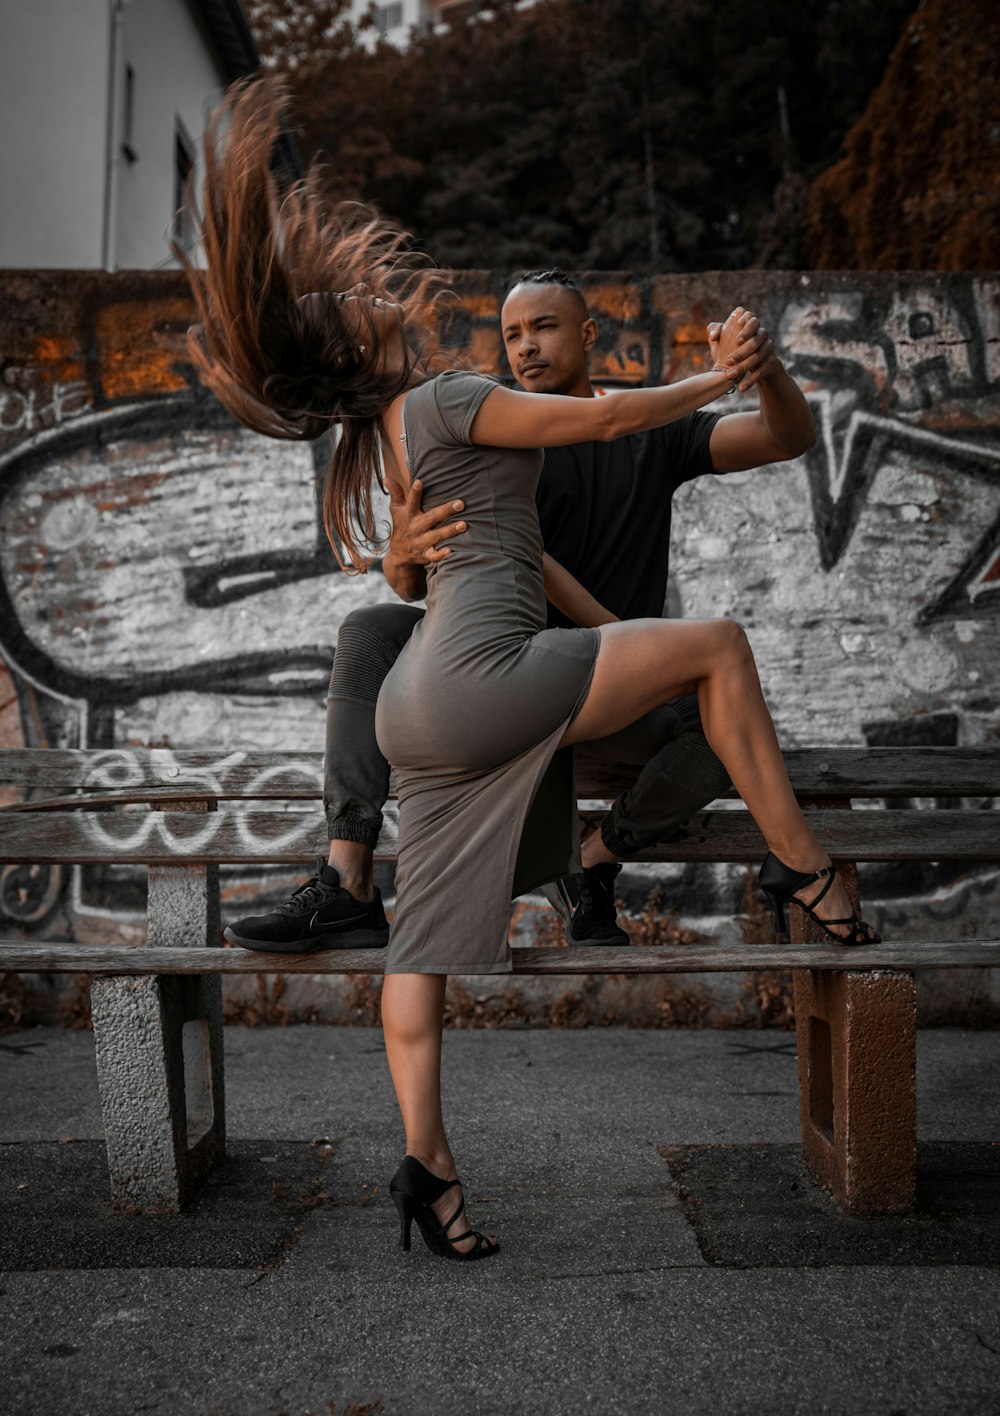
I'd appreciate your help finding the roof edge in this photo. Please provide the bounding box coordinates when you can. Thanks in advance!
[194,0,260,80]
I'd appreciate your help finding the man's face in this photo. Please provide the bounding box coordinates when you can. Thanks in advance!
[500,283,597,395]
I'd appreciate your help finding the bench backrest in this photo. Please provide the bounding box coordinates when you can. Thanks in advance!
[1,746,997,868]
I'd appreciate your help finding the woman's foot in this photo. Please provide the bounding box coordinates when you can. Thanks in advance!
[424,1171,497,1256]
[758,852,880,945]
[390,1154,499,1260]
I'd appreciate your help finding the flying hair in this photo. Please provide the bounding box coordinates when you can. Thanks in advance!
[179,76,447,572]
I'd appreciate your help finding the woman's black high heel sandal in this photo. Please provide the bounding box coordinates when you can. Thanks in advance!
[758,851,880,946]
[389,1155,500,1262]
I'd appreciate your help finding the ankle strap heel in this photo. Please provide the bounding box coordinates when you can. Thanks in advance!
[389,1155,500,1263]
[758,851,880,947]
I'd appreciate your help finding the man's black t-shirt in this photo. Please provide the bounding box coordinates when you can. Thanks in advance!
[535,409,720,628]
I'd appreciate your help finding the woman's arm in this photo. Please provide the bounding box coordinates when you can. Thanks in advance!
[470,320,750,451]
[542,554,620,628]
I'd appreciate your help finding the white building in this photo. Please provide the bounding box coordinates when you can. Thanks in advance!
[0,0,259,271]
[350,0,529,50]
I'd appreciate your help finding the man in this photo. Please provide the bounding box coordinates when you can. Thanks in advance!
[225,271,814,951]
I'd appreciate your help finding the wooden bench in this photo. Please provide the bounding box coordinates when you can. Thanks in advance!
[1,745,997,1217]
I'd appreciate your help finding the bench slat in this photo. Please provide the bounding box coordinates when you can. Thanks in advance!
[1,940,997,974]
[1,747,998,800]
[580,746,1000,799]
[1,806,997,864]
[0,750,326,800]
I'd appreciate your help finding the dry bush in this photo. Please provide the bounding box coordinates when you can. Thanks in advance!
[529,906,568,949]
[654,983,714,1028]
[730,866,794,1027]
[623,884,709,948]
[57,975,92,1030]
[223,972,296,1027]
[0,971,25,1034]
[342,973,383,1026]
[443,978,532,1029]
[547,985,595,1029]
[734,970,796,1029]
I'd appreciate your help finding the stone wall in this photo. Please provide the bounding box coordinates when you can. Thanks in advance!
[2,270,998,1024]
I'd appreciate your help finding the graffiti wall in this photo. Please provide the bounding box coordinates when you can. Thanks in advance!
[1,270,997,1021]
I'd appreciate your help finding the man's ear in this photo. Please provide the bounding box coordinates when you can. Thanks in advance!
[582,318,599,353]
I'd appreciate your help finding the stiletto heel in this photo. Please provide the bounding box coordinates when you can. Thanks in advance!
[389,1155,500,1262]
[758,851,880,947]
[761,889,787,935]
[392,1189,414,1251]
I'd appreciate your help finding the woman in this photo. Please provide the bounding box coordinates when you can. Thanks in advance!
[184,80,877,1265]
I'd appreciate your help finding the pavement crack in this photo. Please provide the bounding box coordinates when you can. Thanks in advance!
[972,1329,1000,1356]
[245,1144,341,1286]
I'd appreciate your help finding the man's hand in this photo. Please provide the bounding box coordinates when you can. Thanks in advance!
[708,308,780,392]
[385,477,468,567]
[381,476,469,601]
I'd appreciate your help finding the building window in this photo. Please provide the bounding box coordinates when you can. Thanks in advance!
[374,3,404,32]
[173,120,196,253]
[121,63,137,162]
[430,0,484,20]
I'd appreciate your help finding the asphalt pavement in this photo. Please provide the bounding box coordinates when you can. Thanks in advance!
[2,1025,998,1416]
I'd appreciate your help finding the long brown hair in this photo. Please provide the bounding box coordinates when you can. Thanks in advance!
[181,78,444,571]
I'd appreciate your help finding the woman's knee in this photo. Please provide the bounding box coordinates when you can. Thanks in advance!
[710,618,754,669]
[696,617,753,676]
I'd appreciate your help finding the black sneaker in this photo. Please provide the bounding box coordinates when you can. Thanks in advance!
[566,862,630,945]
[224,860,389,952]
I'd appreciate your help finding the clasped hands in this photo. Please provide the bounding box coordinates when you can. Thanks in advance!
[708,306,779,393]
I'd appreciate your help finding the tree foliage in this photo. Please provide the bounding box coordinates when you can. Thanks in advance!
[245,0,354,69]
[248,0,941,271]
[805,0,1000,270]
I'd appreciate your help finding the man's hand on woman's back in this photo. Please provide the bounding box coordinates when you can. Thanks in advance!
[381,476,469,601]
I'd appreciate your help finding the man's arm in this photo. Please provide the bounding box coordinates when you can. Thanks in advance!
[542,554,620,628]
[381,476,468,602]
[706,308,816,473]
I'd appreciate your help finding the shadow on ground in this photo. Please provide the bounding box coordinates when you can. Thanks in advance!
[659,1141,1000,1267]
[0,1140,355,1270]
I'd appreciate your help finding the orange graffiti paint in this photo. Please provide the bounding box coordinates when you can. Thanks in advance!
[456,293,500,319]
[586,282,643,323]
[33,335,85,384]
[95,298,192,401]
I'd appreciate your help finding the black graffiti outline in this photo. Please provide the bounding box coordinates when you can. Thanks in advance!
[0,395,346,709]
[801,394,1000,576]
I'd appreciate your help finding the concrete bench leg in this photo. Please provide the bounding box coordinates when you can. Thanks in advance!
[91,804,225,1214]
[792,858,916,1214]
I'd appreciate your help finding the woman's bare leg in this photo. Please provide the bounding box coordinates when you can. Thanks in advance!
[380,973,496,1250]
[561,618,865,933]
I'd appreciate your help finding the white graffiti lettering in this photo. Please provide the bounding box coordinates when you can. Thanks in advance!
[0,379,89,437]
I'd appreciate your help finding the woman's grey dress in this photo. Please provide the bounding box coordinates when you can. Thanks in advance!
[375,370,601,974]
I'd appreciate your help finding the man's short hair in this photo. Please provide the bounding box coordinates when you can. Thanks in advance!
[504,268,589,319]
